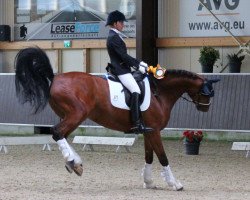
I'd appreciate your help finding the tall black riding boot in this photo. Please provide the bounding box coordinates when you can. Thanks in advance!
[130,92,153,134]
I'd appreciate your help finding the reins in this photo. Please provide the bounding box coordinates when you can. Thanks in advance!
[181,94,211,106]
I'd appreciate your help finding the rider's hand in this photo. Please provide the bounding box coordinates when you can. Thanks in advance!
[139,61,148,68]
[139,61,148,74]
[139,66,146,74]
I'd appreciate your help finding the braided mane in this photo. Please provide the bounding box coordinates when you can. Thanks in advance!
[165,69,200,80]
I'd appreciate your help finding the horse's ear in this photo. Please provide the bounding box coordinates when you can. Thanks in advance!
[201,78,220,97]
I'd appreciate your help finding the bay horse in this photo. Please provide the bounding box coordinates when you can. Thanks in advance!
[15,47,219,191]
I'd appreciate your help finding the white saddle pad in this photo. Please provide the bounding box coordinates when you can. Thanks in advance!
[106,75,151,111]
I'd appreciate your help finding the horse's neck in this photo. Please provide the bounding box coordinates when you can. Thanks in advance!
[156,76,201,109]
[156,85,182,111]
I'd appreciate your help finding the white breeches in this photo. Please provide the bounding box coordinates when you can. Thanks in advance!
[118,73,141,94]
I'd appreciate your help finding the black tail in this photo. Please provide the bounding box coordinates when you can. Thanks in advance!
[15,47,54,113]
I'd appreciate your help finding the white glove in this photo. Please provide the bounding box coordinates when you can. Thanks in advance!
[138,61,148,74]
[140,61,148,68]
[139,66,146,74]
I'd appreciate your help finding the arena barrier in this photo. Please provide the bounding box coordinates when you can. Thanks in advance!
[231,142,250,158]
[0,135,136,154]
[0,136,56,153]
[0,73,249,131]
[72,136,136,153]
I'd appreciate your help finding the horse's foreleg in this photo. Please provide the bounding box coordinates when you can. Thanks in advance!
[161,165,183,191]
[144,132,183,191]
[141,137,156,189]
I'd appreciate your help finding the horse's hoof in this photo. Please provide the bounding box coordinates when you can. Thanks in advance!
[176,186,184,191]
[73,164,83,176]
[172,181,184,191]
[65,161,74,174]
[65,160,83,176]
[143,181,157,189]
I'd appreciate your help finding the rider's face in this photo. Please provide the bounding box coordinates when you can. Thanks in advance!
[114,21,124,31]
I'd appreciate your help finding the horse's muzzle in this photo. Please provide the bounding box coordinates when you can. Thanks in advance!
[196,104,209,112]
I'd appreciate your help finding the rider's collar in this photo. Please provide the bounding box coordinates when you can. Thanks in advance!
[110,28,128,39]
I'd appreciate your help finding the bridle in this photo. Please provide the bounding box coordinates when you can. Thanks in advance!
[181,92,211,107]
[181,79,217,107]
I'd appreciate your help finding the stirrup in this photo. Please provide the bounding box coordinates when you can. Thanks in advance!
[130,124,154,134]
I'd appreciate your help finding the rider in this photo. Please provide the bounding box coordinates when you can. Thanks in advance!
[106,10,153,134]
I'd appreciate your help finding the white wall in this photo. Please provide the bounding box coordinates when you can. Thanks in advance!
[158,0,180,38]
[46,50,59,73]
[90,49,109,73]
[90,48,136,73]
[158,0,250,73]
[1,51,16,72]
[0,50,58,73]
[61,50,85,72]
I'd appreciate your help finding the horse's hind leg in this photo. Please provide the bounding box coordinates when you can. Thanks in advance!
[51,111,87,176]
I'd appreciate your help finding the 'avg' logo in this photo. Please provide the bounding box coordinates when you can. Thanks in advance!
[198,0,240,11]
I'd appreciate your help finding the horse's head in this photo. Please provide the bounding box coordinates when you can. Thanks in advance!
[151,69,220,113]
[188,79,220,112]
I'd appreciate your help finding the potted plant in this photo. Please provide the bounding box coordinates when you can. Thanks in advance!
[227,53,245,73]
[198,46,220,73]
[182,130,203,155]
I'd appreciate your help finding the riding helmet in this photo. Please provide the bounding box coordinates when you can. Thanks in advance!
[106,10,127,26]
